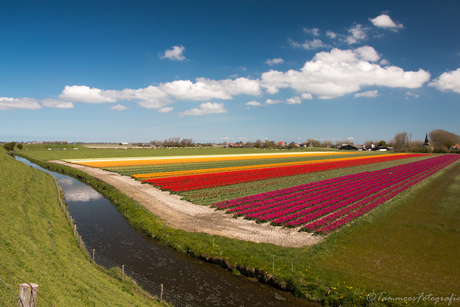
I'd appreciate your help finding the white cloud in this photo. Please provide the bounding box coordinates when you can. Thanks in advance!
[265,97,301,105]
[380,59,390,65]
[370,14,403,31]
[326,31,337,39]
[111,104,128,111]
[303,27,320,36]
[348,137,355,140]
[179,102,227,116]
[0,97,42,110]
[245,101,262,106]
[265,98,282,104]
[158,107,174,113]
[266,58,284,66]
[286,96,301,104]
[260,46,430,99]
[57,76,260,110]
[159,45,186,61]
[405,91,419,98]
[302,39,328,50]
[429,68,460,94]
[354,90,379,98]
[344,24,367,44]
[301,93,313,99]
[160,77,261,101]
[59,85,119,103]
[41,98,74,108]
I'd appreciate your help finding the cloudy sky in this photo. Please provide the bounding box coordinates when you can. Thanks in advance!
[1,1,459,144]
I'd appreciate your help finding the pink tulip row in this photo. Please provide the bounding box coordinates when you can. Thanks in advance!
[212,155,460,233]
[255,161,429,225]
[314,157,452,234]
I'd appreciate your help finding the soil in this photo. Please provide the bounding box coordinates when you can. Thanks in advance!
[50,160,319,248]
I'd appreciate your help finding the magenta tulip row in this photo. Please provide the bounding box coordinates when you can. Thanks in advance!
[212,155,460,234]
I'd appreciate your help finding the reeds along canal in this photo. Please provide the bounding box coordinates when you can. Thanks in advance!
[14,156,317,307]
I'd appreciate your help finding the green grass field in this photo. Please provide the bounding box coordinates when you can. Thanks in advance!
[0,152,163,306]
[17,143,339,160]
[10,145,460,306]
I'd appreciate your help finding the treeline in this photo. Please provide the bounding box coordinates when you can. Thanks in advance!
[150,137,196,148]
[391,129,460,153]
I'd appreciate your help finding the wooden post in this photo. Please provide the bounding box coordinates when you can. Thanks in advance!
[122,265,125,282]
[18,283,38,307]
[73,224,77,237]
[92,249,95,264]
[160,284,163,303]
[79,235,82,250]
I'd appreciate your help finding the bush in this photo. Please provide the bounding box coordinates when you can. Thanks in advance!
[16,144,23,150]
[3,142,16,151]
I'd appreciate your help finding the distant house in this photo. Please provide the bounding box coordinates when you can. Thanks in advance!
[119,142,129,146]
[340,144,365,151]
[226,143,234,148]
[276,141,286,147]
[450,144,460,152]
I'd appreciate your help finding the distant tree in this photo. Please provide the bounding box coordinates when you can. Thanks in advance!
[3,142,16,151]
[429,129,460,150]
[307,138,321,147]
[322,140,333,147]
[378,140,387,147]
[16,143,23,150]
[393,132,410,152]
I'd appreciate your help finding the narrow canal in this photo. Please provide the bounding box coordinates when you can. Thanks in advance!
[16,156,318,307]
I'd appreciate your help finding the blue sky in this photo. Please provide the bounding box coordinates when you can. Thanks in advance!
[1,0,459,144]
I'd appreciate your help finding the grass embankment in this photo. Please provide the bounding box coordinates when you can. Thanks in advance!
[0,153,164,306]
[14,147,460,306]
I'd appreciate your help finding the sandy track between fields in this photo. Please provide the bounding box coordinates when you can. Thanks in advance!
[50,160,319,248]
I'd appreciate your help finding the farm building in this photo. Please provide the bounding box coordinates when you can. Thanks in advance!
[340,144,366,151]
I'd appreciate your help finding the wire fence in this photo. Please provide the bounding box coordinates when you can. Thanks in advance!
[0,278,24,307]
[85,244,198,307]
[52,176,200,307]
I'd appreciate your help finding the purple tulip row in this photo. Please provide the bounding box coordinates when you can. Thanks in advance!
[212,155,460,233]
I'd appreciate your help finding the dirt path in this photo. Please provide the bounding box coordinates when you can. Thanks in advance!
[51,160,319,248]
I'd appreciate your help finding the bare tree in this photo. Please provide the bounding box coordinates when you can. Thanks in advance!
[393,132,410,152]
[322,140,333,147]
[307,138,321,147]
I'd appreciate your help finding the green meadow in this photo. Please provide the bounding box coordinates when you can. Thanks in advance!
[7,145,460,306]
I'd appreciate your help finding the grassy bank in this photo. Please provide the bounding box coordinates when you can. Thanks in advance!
[14,150,460,306]
[0,152,164,306]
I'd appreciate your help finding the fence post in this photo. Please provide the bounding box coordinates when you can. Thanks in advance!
[122,265,125,282]
[18,283,38,307]
[160,284,163,303]
[92,249,95,264]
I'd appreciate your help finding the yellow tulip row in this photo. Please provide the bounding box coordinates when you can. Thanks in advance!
[75,152,346,168]
[132,154,408,180]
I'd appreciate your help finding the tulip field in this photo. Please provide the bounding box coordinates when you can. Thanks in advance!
[69,151,460,234]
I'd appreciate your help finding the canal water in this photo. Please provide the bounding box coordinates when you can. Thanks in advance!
[15,156,318,307]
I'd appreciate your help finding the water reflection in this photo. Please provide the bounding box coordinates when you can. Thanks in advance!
[57,177,102,202]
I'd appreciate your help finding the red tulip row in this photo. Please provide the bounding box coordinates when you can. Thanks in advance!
[143,154,424,192]
[211,155,460,234]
